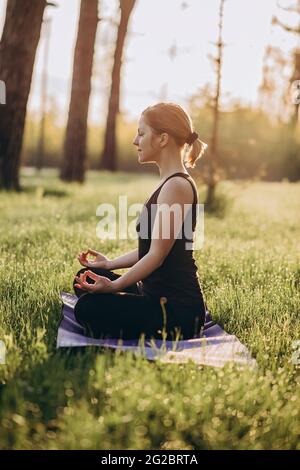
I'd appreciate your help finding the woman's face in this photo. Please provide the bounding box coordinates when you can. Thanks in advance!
[133,116,160,164]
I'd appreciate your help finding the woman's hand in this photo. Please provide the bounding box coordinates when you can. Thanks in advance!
[74,270,118,294]
[78,249,110,269]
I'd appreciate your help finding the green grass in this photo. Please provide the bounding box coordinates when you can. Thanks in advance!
[0,169,299,450]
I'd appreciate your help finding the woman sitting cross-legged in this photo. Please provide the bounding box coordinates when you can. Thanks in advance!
[74,102,208,341]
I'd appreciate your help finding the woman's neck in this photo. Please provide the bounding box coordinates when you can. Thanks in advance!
[158,157,187,182]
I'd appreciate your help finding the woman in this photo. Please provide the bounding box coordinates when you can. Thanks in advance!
[74,102,208,341]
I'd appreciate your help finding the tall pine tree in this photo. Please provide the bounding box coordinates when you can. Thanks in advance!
[0,0,47,190]
[61,0,99,183]
[101,0,136,171]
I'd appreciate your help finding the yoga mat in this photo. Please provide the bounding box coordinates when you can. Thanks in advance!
[57,292,257,368]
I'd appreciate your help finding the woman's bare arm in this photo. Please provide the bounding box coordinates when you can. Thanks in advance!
[107,248,139,270]
[113,177,193,292]
[76,178,194,294]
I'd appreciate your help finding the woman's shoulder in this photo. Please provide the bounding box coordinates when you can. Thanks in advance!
[157,175,195,205]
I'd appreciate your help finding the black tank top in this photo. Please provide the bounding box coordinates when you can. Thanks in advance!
[136,172,205,309]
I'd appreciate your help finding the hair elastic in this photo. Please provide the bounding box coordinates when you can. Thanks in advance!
[185,131,199,145]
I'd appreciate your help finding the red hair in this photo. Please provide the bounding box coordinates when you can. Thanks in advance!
[142,102,207,168]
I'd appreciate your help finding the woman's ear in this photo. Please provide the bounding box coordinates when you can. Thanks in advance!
[160,132,169,148]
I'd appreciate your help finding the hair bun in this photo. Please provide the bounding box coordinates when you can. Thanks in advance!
[185,131,199,145]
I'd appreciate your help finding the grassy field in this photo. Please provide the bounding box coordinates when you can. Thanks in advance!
[0,169,299,450]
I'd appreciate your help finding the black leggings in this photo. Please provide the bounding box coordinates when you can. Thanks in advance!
[73,267,205,341]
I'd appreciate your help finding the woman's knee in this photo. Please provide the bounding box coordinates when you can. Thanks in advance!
[74,293,91,324]
[74,293,107,321]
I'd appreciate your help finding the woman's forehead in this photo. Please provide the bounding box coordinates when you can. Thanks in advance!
[138,116,148,129]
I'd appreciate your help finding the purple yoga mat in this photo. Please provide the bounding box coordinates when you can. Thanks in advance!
[57,292,257,368]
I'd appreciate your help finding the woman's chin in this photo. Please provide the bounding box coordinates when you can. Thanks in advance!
[138,153,153,165]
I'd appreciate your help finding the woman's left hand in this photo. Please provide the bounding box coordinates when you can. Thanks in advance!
[74,270,118,294]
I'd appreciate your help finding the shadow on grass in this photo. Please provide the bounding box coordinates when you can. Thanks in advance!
[21,186,69,198]
[43,189,69,198]
[0,346,110,426]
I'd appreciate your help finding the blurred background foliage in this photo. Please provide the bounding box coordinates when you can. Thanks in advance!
[22,97,300,181]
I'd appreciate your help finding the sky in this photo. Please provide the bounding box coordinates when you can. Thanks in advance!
[0,0,299,125]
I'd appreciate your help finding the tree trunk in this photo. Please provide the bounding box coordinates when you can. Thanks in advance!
[291,49,300,127]
[101,0,136,172]
[0,0,46,190]
[60,0,98,183]
[205,0,225,207]
[35,18,51,172]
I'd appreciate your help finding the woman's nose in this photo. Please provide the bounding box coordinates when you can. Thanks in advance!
[133,136,138,146]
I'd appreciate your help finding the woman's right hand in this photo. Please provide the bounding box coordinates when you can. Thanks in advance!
[78,249,110,269]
